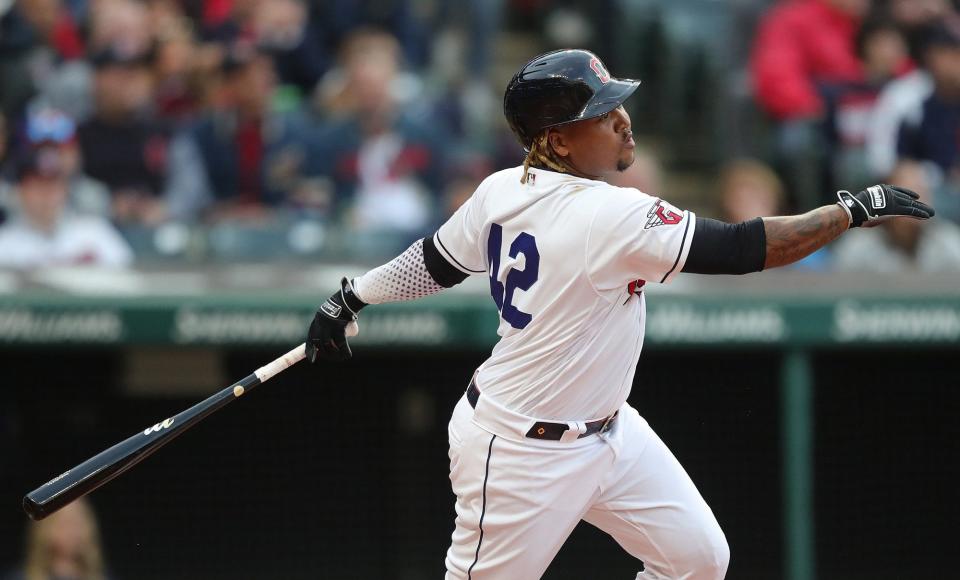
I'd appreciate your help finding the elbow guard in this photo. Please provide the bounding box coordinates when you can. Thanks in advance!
[682,217,766,275]
[423,235,470,287]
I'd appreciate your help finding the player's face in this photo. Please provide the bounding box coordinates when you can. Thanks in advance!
[553,106,635,179]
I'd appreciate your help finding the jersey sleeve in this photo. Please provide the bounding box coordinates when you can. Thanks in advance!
[433,189,488,276]
[586,190,695,290]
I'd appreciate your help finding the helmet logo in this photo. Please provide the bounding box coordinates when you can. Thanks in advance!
[589,57,610,84]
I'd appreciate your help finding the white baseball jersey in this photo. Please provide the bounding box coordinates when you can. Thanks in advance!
[434,166,695,421]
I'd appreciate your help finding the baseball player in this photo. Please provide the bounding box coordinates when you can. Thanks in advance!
[306,49,934,579]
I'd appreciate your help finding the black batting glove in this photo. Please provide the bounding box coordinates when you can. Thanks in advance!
[306,277,367,363]
[836,184,935,228]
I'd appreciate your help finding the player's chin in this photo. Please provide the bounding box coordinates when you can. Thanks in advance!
[616,150,635,172]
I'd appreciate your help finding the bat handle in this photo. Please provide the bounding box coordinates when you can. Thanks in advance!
[254,323,358,382]
[254,343,306,383]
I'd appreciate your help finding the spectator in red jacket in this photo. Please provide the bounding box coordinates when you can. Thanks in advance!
[751,0,871,121]
[751,0,879,210]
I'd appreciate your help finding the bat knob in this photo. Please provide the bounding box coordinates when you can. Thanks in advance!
[23,495,48,521]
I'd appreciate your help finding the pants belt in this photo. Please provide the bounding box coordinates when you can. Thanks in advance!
[467,380,617,441]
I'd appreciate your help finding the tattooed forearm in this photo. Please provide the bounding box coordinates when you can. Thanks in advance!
[763,205,849,269]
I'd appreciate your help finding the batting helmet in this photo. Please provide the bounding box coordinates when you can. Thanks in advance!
[503,49,640,149]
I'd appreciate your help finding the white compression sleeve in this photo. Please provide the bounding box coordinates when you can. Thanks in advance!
[352,239,445,305]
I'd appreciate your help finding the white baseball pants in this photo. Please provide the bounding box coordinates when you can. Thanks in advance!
[444,393,729,580]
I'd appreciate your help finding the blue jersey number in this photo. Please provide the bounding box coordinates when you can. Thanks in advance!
[487,223,540,329]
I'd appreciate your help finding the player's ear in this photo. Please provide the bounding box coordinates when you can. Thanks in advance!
[547,129,570,158]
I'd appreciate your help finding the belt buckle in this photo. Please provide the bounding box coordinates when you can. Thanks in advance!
[598,412,617,434]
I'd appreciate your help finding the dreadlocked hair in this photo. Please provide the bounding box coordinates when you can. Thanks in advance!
[521,130,573,184]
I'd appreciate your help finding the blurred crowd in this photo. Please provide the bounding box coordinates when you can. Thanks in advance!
[0,0,958,273]
[0,0,512,266]
[746,0,960,271]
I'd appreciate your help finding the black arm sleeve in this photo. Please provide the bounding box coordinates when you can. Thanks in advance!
[681,217,766,275]
[423,235,470,287]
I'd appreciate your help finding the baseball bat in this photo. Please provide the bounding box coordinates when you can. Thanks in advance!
[22,339,322,520]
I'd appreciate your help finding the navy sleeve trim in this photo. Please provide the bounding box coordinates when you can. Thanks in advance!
[424,235,471,287]
[659,214,692,283]
[682,217,766,275]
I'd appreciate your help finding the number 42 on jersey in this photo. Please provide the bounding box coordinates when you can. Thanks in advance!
[488,223,540,330]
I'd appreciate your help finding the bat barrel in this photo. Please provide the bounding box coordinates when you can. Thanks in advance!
[23,434,143,520]
[21,344,306,521]
[22,372,262,520]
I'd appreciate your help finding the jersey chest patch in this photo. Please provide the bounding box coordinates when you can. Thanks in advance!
[644,199,683,229]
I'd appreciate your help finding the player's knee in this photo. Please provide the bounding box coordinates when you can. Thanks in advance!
[665,524,728,580]
[706,535,731,578]
[685,530,729,580]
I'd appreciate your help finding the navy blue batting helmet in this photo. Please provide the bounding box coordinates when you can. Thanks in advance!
[503,49,640,149]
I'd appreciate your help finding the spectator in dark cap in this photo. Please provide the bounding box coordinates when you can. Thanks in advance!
[2,108,110,222]
[77,43,172,225]
[168,39,321,222]
[199,0,327,99]
[0,138,133,269]
[828,15,912,187]
[896,17,960,221]
[29,0,158,123]
[886,0,954,60]
[249,0,327,96]
[23,107,110,216]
